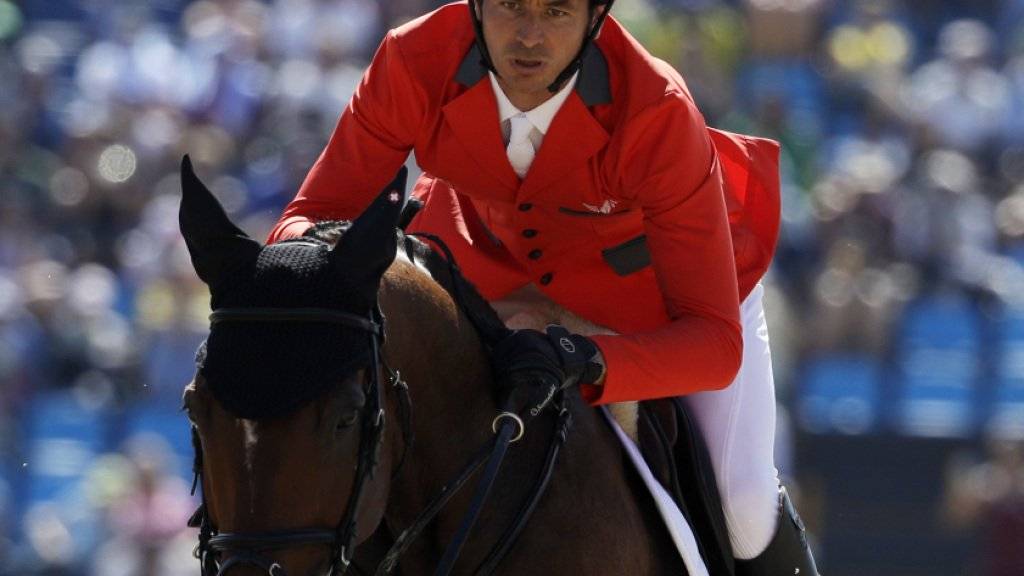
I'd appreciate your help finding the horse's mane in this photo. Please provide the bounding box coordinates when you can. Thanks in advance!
[304,221,510,347]
[303,219,353,245]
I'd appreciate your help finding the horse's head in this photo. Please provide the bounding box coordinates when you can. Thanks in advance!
[178,156,407,575]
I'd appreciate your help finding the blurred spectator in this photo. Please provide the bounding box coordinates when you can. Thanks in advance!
[889,148,1014,297]
[803,239,908,356]
[822,0,914,131]
[944,439,1024,576]
[90,434,194,576]
[744,0,826,59]
[903,18,1011,156]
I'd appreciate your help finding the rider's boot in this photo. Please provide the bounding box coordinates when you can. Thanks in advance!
[734,487,820,576]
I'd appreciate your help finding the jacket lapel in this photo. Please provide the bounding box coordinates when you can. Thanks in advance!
[519,92,609,201]
[442,79,520,192]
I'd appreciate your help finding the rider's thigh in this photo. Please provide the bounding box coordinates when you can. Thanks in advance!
[681,282,780,559]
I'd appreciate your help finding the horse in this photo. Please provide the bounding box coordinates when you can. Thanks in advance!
[178,156,722,576]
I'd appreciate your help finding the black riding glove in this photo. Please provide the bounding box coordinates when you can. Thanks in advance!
[492,325,604,417]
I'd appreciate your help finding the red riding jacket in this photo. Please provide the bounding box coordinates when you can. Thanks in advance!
[268,2,781,405]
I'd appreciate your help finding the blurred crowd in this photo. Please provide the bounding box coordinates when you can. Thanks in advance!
[2,0,1024,573]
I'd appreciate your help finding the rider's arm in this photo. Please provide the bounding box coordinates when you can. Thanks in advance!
[584,92,743,405]
[268,31,427,242]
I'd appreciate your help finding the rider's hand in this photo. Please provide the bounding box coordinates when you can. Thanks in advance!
[492,325,604,417]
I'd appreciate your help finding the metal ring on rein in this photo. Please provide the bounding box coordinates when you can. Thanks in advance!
[491,412,525,443]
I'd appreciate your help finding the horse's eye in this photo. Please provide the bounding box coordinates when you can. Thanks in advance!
[338,410,360,429]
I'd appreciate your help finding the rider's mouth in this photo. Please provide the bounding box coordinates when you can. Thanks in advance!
[511,58,545,72]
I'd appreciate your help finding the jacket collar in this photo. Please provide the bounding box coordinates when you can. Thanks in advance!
[490,71,578,135]
[455,43,612,107]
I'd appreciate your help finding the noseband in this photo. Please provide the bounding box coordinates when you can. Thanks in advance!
[190,306,388,576]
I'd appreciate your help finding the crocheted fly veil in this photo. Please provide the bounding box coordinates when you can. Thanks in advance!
[179,156,408,419]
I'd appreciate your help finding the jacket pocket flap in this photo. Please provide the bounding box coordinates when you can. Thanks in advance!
[602,235,650,276]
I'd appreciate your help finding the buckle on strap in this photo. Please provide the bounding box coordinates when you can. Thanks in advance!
[491,412,525,443]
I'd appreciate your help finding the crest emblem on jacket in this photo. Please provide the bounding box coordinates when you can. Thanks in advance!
[583,199,619,214]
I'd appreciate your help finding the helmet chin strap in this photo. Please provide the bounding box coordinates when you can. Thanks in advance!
[544,2,613,94]
[469,1,616,94]
[470,0,498,74]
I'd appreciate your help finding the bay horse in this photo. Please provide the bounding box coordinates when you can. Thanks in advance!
[178,156,719,576]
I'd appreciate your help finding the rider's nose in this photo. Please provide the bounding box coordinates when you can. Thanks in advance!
[515,17,544,48]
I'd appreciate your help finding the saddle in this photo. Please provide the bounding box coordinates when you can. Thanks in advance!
[637,397,735,576]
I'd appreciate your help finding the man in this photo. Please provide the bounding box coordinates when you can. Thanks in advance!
[269,1,818,573]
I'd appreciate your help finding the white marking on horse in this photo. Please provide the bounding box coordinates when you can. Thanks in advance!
[242,420,259,512]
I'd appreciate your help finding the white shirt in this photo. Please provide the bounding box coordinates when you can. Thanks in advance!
[488,71,580,150]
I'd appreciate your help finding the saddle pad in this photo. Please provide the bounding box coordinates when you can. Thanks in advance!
[601,406,709,576]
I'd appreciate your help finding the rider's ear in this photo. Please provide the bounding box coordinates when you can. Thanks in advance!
[330,167,409,306]
[179,155,261,290]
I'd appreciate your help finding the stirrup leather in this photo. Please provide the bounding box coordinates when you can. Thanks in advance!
[734,487,820,576]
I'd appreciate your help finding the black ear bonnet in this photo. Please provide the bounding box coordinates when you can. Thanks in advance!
[199,238,376,419]
[179,156,408,419]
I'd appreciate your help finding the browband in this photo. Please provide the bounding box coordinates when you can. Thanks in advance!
[209,308,382,335]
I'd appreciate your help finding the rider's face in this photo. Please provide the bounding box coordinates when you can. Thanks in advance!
[477,0,600,111]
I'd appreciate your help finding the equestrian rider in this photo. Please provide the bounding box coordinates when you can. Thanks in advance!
[268,1,819,573]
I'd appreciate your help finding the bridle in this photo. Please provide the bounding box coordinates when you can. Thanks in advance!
[189,305,389,576]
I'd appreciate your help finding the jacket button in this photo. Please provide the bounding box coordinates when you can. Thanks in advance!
[528,249,542,260]
[518,203,533,212]
[540,273,553,285]
[522,229,538,238]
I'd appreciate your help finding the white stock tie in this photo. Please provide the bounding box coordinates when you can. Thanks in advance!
[506,113,536,179]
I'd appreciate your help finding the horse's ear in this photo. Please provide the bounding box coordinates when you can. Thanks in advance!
[331,166,409,304]
[179,155,261,288]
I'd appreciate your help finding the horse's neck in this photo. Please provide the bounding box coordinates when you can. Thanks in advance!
[378,257,497,452]
[379,257,492,385]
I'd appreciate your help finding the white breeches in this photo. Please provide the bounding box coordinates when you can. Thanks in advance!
[682,282,780,559]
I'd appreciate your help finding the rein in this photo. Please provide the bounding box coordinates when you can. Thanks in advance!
[373,398,573,576]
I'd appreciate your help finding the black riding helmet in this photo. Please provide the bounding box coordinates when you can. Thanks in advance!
[469,0,616,94]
